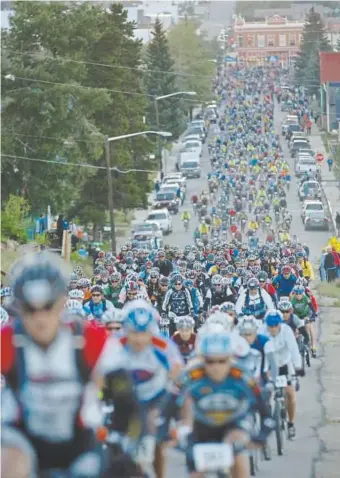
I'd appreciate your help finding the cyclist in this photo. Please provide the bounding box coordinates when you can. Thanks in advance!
[272,265,297,298]
[248,219,259,232]
[119,299,183,478]
[278,299,310,348]
[171,316,196,363]
[177,330,275,478]
[291,285,317,357]
[236,277,274,320]
[262,310,304,440]
[1,252,141,478]
[181,211,191,222]
[83,285,116,320]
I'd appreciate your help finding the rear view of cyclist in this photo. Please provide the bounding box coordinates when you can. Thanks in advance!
[171,316,196,363]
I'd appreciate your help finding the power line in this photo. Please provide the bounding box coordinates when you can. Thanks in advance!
[1,74,152,97]
[4,49,215,80]
[1,154,156,174]
[1,132,104,144]
[2,74,210,103]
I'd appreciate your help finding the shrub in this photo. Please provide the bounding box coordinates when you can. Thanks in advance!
[1,195,30,243]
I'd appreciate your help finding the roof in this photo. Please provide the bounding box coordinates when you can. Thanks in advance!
[320,52,340,83]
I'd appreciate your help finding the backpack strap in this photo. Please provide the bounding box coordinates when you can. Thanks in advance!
[6,319,27,393]
[72,320,92,384]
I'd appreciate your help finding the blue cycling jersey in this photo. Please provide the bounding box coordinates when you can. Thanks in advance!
[272,274,297,297]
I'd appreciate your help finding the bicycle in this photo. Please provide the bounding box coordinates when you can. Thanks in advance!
[273,375,289,456]
[296,334,311,374]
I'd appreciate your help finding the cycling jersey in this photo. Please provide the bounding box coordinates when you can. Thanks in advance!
[291,295,310,319]
[171,332,196,363]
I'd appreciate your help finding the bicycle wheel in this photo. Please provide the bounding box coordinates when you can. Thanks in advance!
[306,348,311,367]
[274,401,284,456]
[249,451,259,476]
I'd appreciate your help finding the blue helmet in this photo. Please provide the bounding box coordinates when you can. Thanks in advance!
[200,331,233,357]
[293,285,305,295]
[265,310,283,327]
[123,299,157,332]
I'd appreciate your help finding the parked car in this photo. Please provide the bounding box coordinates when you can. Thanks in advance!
[301,200,324,223]
[295,157,317,177]
[146,209,172,234]
[131,221,163,239]
[154,191,179,214]
[298,180,322,200]
[291,140,311,158]
[304,210,330,231]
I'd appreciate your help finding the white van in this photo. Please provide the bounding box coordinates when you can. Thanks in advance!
[146,209,172,235]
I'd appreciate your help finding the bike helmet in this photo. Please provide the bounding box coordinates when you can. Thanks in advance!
[282,265,291,275]
[0,306,9,325]
[211,274,223,286]
[77,278,91,289]
[278,299,293,312]
[200,331,233,357]
[205,311,234,332]
[265,310,283,327]
[150,269,160,279]
[101,308,123,324]
[292,285,305,295]
[247,277,260,289]
[68,289,84,300]
[257,271,268,282]
[220,302,236,314]
[159,276,169,286]
[176,316,195,330]
[10,252,69,311]
[171,274,183,285]
[91,285,103,294]
[0,287,11,298]
[125,281,139,292]
[110,272,121,282]
[238,316,259,334]
[183,279,194,288]
[65,299,84,313]
[123,299,157,332]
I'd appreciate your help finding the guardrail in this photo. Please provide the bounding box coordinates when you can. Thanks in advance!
[321,186,337,235]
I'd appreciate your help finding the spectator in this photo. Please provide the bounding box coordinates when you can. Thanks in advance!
[327,157,333,172]
[56,214,65,247]
[155,180,160,194]
[336,212,340,237]
[324,246,337,282]
[319,248,327,282]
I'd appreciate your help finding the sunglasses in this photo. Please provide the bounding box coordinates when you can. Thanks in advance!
[107,325,122,331]
[205,358,229,365]
[112,280,119,283]
[92,293,102,297]
[175,282,182,286]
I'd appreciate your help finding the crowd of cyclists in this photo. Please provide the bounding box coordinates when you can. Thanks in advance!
[1,63,320,478]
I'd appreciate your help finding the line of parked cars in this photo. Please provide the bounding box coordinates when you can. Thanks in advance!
[282,113,330,232]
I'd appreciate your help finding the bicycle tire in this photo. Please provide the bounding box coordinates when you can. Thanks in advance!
[249,453,257,476]
[306,349,311,367]
[274,401,284,456]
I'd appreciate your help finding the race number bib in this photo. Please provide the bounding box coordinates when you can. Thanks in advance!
[193,443,234,472]
[23,382,81,442]
[275,375,288,388]
[160,318,170,326]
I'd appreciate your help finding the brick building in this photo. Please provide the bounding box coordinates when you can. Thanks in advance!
[233,14,304,67]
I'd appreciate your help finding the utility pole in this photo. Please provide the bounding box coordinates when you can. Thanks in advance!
[154,96,163,172]
[104,136,116,253]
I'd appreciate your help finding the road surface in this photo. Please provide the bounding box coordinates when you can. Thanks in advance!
[163,100,326,477]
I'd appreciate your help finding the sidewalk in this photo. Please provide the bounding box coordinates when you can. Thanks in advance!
[308,123,339,234]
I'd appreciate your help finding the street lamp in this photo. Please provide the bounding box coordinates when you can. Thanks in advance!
[105,130,172,253]
[154,91,197,171]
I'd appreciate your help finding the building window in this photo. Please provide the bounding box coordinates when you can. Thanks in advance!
[267,34,275,47]
[238,35,244,47]
[279,34,287,47]
[247,34,255,47]
[257,34,265,47]
[289,33,297,46]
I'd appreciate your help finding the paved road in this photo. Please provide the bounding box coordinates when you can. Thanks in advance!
[163,102,327,476]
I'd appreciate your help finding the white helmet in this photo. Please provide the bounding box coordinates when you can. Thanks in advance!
[205,311,234,332]
[68,289,84,300]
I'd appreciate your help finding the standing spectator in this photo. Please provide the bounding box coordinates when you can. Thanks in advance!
[155,180,160,194]
[327,157,333,172]
[324,246,337,282]
[319,248,327,282]
[56,214,65,247]
[306,119,312,135]
[336,212,340,237]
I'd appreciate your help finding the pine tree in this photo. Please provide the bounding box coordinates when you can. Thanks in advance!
[144,19,185,139]
[295,8,332,95]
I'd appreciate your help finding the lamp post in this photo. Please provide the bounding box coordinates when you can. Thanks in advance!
[105,130,172,253]
[154,91,197,172]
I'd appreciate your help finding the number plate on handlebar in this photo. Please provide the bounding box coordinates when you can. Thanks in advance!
[275,375,288,388]
[193,443,233,472]
[160,318,170,326]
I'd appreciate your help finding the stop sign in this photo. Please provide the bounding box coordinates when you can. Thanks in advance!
[316,153,324,162]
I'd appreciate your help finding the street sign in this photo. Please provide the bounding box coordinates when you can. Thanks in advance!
[316,153,324,162]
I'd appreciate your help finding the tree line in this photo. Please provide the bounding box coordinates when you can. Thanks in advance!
[1,1,215,234]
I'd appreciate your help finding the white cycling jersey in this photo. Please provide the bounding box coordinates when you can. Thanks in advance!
[260,323,302,376]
